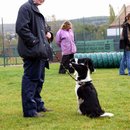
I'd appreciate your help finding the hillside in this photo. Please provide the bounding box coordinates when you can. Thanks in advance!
[0,24,15,33]
[0,16,108,34]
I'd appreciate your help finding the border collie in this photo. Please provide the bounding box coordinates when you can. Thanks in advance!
[70,58,114,118]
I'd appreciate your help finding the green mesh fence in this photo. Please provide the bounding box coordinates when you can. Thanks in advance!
[76,39,115,53]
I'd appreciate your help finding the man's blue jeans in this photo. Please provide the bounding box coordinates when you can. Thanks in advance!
[22,59,46,117]
[119,50,130,75]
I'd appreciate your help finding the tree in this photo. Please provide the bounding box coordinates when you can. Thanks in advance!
[109,4,116,24]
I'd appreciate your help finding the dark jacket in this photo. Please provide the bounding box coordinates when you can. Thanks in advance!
[16,0,52,60]
[122,22,130,50]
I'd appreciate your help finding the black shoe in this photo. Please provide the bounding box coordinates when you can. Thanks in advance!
[34,112,44,117]
[40,107,53,112]
[59,71,66,74]
[24,112,44,118]
[120,73,128,75]
[59,70,66,74]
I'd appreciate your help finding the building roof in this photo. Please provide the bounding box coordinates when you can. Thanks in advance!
[109,5,130,28]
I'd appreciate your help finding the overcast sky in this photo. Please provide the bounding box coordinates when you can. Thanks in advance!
[0,0,130,24]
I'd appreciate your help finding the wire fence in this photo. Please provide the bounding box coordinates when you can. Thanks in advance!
[0,17,121,66]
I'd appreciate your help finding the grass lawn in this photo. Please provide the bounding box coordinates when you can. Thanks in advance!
[0,63,130,130]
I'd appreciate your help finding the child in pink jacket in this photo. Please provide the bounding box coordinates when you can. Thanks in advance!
[56,21,77,74]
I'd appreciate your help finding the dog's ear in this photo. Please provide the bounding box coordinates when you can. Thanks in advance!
[69,59,75,68]
[88,59,95,73]
[84,59,89,66]
[84,58,95,74]
[70,58,75,63]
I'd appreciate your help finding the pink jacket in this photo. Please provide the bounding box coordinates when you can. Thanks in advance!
[56,29,77,55]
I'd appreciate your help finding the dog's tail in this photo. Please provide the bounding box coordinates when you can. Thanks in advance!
[100,112,114,117]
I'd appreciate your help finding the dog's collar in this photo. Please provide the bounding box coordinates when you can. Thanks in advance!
[78,80,92,85]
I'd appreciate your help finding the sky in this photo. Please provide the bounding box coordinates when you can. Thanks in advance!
[0,0,130,24]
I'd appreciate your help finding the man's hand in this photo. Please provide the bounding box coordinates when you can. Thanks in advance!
[46,32,51,39]
[46,32,54,43]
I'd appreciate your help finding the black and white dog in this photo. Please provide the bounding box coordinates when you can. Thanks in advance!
[70,58,114,118]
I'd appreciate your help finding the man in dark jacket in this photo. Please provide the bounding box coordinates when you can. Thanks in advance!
[16,0,53,117]
[119,13,130,76]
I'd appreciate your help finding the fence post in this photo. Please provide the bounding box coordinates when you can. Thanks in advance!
[1,18,6,67]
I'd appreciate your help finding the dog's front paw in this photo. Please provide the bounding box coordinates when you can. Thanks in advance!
[100,112,114,117]
[77,109,82,115]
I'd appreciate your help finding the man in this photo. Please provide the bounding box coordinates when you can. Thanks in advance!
[119,13,130,76]
[16,0,53,117]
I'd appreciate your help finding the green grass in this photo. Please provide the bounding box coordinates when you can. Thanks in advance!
[0,63,130,130]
